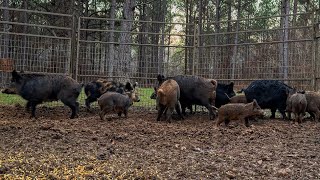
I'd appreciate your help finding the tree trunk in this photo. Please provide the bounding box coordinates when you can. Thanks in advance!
[215,0,221,77]
[158,0,167,75]
[118,0,136,78]
[22,0,28,69]
[107,0,116,77]
[231,0,241,79]
[2,0,10,58]
[282,0,290,80]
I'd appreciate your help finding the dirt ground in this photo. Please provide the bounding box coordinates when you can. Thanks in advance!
[0,105,320,179]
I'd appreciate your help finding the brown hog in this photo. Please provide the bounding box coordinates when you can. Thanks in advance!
[216,99,264,127]
[304,91,320,121]
[229,94,247,103]
[286,92,307,123]
[156,79,184,122]
[98,89,140,120]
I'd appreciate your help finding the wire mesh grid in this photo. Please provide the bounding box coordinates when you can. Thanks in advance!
[0,7,319,110]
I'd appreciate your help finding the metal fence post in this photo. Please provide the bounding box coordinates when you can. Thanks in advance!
[70,13,78,80]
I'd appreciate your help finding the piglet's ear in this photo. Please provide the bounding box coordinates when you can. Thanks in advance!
[133,82,138,89]
[157,74,165,82]
[12,70,21,81]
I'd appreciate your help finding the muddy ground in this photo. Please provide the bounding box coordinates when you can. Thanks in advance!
[0,105,320,179]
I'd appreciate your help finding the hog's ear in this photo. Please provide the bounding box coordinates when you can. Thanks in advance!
[210,79,217,88]
[12,70,21,81]
[133,82,138,89]
[157,74,165,82]
[125,82,133,91]
[229,82,234,88]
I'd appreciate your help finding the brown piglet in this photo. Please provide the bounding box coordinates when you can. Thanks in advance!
[216,99,264,127]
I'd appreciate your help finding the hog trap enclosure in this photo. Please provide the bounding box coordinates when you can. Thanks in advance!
[0,7,320,108]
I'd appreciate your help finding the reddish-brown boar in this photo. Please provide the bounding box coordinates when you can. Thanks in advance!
[216,99,264,127]
[156,79,183,122]
[229,94,247,103]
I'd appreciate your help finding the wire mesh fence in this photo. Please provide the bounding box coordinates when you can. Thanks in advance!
[0,7,320,109]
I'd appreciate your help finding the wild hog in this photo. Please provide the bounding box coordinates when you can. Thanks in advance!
[216,82,236,107]
[304,91,320,121]
[6,70,82,119]
[216,99,264,127]
[151,87,193,114]
[156,74,218,119]
[98,87,140,120]
[152,80,235,110]
[156,79,183,122]
[84,79,127,111]
[286,92,307,123]
[241,80,293,119]
[228,94,247,104]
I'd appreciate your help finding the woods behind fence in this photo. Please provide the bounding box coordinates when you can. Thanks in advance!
[1,1,320,96]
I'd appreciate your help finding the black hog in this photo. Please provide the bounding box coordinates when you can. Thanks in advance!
[156,79,183,122]
[157,74,218,120]
[6,70,82,119]
[216,99,264,127]
[286,92,307,123]
[151,81,235,110]
[85,79,136,111]
[304,91,320,121]
[215,82,236,108]
[241,80,293,119]
[98,89,140,120]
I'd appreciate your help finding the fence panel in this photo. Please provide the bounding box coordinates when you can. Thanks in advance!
[199,12,315,91]
[0,7,73,89]
[1,7,319,110]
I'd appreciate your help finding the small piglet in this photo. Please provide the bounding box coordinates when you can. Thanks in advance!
[98,86,140,120]
[216,99,264,127]
[229,94,247,104]
[156,79,183,122]
[286,92,307,123]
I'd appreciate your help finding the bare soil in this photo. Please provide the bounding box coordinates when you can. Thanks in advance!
[0,105,320,179]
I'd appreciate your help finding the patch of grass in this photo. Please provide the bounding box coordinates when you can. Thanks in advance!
[0,88,156,108]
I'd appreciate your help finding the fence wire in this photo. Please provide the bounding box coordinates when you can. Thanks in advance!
[0,7,319,110]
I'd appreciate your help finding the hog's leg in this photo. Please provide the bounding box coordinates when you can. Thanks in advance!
[279,109,287,120]
[180,103,187,116]
[157,105,166,121]
[205,104,215,120]
[270,108,277,119]
[175,101,184,120]
[29,101,41,119]
[61,99,78,119]
[123,109,128,118]
[85,96,97,112]
[216,117,225,127]
[224,119,230,126]
[244,118,250,127]
[26,101,32,111]
[99,106,113,120]
[166,107,174,123]
[287,111,292,120]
